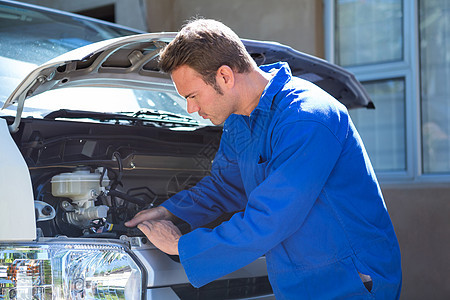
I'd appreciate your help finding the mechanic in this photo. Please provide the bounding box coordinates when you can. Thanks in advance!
[125,19,402,299]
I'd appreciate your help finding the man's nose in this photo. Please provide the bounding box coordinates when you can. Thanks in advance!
[186,98,199,114]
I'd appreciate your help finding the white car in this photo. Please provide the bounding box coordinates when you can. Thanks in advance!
[0,1,372,299]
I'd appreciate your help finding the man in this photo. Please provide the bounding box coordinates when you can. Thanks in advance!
[125,19,402,299]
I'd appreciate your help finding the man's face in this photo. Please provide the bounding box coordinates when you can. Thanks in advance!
[171,65,235,125]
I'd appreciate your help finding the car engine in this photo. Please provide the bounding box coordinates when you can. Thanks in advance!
[10,116,222,239]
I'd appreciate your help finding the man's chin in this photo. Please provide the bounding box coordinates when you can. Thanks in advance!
[210,118,224,126]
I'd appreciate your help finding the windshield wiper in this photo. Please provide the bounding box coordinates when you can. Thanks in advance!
[44,109,130,120]
[44,109,199,127]
[127,109,198,125]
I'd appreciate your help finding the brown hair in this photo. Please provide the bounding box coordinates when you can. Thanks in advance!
[158,19,256,92]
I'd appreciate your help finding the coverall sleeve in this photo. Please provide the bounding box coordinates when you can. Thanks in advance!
[178,120,344,287]
[161,127,247,229]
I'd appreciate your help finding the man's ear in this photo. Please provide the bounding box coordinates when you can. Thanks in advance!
[216,65,235,88]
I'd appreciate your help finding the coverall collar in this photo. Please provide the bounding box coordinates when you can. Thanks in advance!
[251,62,292,115]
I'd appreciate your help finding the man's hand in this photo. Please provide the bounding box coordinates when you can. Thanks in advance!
[124,206,175,227]
[125,206,183,255]
[137,220,181,255]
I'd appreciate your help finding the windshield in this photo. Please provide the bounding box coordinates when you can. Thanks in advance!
[0,2,137,66]
[0,1,137,104]
[1,86,209,126]
[0,2,211,126]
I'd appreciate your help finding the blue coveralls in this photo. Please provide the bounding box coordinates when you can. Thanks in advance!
[162,62,402,299]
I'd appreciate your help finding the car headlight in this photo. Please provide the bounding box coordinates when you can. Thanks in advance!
[0,240,146,299]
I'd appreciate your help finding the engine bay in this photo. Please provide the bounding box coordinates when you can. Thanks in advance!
[10,117,222,239]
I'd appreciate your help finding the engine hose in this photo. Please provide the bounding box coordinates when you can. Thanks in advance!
[107,189,147,206]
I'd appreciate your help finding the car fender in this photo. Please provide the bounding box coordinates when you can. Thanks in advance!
[0,118,36,240]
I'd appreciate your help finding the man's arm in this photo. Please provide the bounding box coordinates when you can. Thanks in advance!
[160,125,247,229]
[177,120,345,287]
[126,122,246,229]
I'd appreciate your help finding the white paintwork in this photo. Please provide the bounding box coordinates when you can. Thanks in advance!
[0,118,36,241]
[132,243,268,287]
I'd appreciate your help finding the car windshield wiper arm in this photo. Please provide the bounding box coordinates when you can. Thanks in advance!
[127,109,198,125]
[44,109,199,126]
[44,109,132,121]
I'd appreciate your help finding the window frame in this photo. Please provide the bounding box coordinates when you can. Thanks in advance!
[324,0,450,184]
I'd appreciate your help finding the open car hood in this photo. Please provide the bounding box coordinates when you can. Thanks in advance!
[3,32,373,131]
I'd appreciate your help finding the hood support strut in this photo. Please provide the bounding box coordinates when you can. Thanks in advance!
[8,77,38,133]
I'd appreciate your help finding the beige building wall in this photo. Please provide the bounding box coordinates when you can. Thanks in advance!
[383,185,450,300]
[146,0,324,58]
[21,0,323,56]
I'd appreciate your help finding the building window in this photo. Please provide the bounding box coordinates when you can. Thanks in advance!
[335,0,403,67]
[350,78,406,172]
[419,0,450,174]
[331,0,410,178]
[328,0,450,180]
